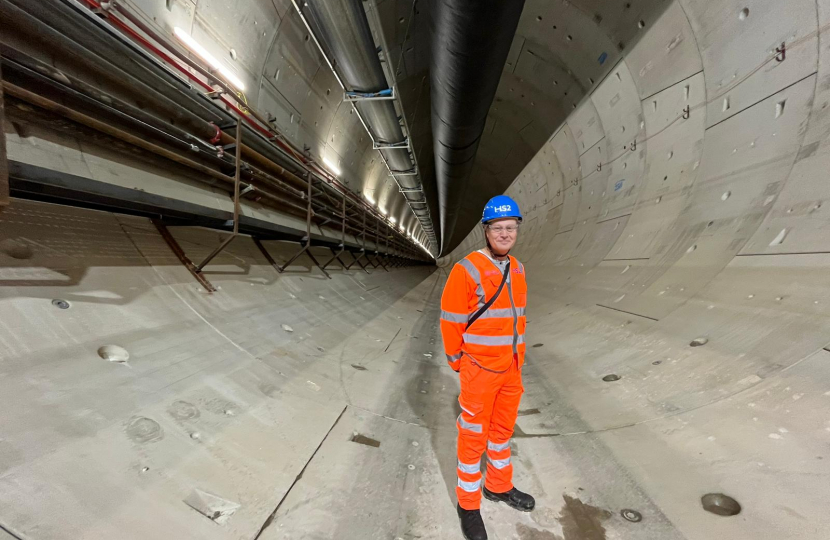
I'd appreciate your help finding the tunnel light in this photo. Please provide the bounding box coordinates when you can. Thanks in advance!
[174,27,246,92]
[322,156,342,177]
[365,194,375,205]
[389,217,397,224]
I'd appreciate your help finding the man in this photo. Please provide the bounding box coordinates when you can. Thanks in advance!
[440,195,535,540]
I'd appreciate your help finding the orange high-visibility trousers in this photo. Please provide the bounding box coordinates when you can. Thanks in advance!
[456,353,523,510]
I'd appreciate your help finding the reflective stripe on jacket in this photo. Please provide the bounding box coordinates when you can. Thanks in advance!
[440,251,527,372]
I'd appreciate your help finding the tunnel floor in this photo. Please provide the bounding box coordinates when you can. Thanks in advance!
[1,200,829,540]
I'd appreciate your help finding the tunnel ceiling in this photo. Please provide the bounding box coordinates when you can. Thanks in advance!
[92,0,671,254]
[375,0,672,252]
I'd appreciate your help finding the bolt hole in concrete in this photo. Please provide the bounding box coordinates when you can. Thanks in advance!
[98,345,129,363]
[652,360,662,365]
[689,337,709,347]
[351,433,381,448]
[602,374,621,382]
[739,7,749,20]
[0,238,34,259]
[701,493,741,516]
[621,508,643,522]
[532,343,544,348]
[52,299,71,309]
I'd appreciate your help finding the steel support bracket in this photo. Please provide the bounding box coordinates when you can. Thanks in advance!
[153,220,217,293]
[373,139,410,150]
[255,172,331,279]
[194,118,244,272]
[389,168,418,176]
[344,88,396,102]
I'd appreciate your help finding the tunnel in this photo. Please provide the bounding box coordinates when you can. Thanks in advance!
[1,0,829,539]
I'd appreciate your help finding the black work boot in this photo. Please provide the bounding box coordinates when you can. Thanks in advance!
[457,504,487,540]
[482,486,535,512]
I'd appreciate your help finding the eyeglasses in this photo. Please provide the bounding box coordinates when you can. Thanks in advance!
[487,225,519,234]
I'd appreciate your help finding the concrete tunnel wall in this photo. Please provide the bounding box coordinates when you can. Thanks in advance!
[441,0,830,537]
[2,1,830,540]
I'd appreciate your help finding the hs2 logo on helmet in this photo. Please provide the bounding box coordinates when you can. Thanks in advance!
[494,204,512,212]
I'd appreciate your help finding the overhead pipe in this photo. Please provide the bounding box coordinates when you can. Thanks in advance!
[13,0,419,254]
[429,0,525,253]
[297,0,437,247]
[3,80,410,253]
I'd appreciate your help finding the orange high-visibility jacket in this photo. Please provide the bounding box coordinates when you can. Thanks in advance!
[440,251,527,372]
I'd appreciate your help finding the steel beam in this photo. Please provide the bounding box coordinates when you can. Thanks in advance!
[320,194,347,271]
[153,220,217,293]
[195,118,243,271]
[257,173,332,279]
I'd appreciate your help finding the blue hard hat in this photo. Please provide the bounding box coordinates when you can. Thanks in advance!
[482,195,522,224]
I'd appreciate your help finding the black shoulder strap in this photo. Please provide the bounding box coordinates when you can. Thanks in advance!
[466,259,510,330]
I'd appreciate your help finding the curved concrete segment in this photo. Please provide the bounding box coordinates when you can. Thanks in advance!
[2,1,830,540]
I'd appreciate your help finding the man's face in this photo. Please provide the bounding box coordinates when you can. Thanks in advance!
[485,217,519,254]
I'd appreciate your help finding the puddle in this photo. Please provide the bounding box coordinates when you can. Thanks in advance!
[524,495,612,540]
[560,495,612,540]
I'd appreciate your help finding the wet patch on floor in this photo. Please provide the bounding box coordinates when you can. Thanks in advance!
[560,495,612,539]
[519,495,612,539]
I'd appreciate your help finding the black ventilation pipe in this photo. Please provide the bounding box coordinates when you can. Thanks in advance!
[430,0,525,253]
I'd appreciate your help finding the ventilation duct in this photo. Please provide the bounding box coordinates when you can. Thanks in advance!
[299,0,436,249]
[429,0,526,253]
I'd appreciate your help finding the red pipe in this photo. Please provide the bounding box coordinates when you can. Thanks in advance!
[78,0,406,242]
